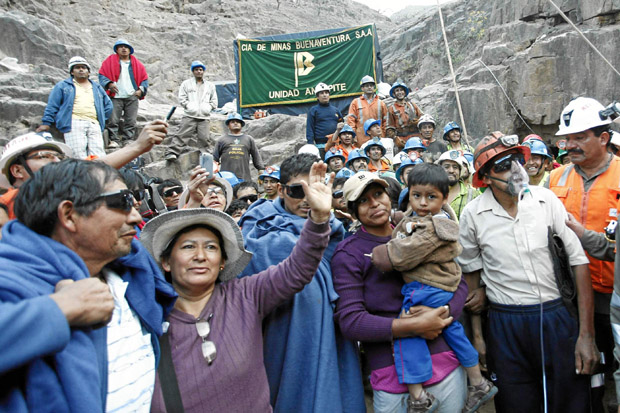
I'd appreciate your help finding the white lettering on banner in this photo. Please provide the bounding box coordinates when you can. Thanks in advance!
[270,43,291,51]
[355,28,373,38]
[241,44,253,51]
[257,44,266,51]
[294,33,352,50]
[269,89,301,99]
[294,52,315,87]
[305,84,348,95]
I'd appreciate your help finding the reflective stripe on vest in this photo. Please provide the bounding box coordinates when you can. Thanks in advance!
[549,157,620,293]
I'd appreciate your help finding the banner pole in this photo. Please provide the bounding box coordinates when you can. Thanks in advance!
[436,0,471,149]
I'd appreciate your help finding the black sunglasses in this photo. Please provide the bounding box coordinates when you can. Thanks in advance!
[163,186,183,197]
[239,194,258,203]
[332,190,344,199]
[93,189,136,212]
[132,189,147,202]
[284,184,305,199]
[492,153,525,174]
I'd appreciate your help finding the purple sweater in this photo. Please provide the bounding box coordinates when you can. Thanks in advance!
[151,219,330,413]
[331,228,467,373]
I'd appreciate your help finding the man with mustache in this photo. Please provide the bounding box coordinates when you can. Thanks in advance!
[548,97,620,410]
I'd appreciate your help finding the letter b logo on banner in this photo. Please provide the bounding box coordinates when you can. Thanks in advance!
[294,52,314,87]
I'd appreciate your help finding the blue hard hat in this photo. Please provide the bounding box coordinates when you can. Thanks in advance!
[339,124,356,138]
[216,171,243,187]
[463,151,474,165]
[389,81,410,99]
[403,137,426,152]
[364,137,387,157]
[225,112,245,126]
[363,118,381,136]
[395,156,424,184]
[190,60,206,71]
[521,139,552,159]
[324,149,346,163]
[442,121,461,141]
[345,149,370,168]
[336,168,354,179]
[113,39,134,54]
[259,165,280,181]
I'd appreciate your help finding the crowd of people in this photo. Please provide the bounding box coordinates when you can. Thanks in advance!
[1,40,620,413]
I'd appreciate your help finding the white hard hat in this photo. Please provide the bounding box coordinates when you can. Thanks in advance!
[360,75,375,86]
[435,149,473,174]
[297,144,320,157]
[315,82,330,94]
[0,132,73,188]
[611,130,620,148]
[68,56,91,74]
[556,97,612,136]
[417,114,436,127]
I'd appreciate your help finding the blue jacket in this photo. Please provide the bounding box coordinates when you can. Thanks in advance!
[41,77,113,133]
[0,220,176,413]
[306,103,343,145]
[238,199,365,413]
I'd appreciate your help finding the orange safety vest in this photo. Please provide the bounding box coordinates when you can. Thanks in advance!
[0,187,18,220]
[346,95,388,147]
[548,156,620,293]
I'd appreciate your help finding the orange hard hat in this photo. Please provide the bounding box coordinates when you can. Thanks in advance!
[472,131,531,188]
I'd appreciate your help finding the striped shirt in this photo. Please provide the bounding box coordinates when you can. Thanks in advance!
[104,269,155,413]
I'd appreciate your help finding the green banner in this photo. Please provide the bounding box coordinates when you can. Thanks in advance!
[237,25,376,107]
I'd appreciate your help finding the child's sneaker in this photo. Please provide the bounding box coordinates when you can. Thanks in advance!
[407,389,439,413]
[462,377,498,413]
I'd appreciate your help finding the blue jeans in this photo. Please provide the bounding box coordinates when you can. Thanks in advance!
[373,366,466,413]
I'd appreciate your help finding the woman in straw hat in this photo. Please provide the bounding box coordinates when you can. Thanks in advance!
[142,161,336,412]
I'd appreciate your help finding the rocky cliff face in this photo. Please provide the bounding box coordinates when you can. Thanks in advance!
[381,0,620,146]
[1,0,618,176]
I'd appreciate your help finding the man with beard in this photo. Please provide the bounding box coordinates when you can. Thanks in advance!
[521,135,552,186]
[214,112,264,181]
[387,81,423,150]
[436,150,480,219]
[458,132,597,412]
[165,60,217,160]
[548,97,620,410]
[37,56,112,158]
[418,114,447,162]
[345,149,369,173]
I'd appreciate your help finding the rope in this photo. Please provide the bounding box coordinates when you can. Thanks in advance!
[477,59,537,135]
[436,0,471,149]
[547,0,620,79]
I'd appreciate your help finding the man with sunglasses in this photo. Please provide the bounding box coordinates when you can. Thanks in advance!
[234,181,259,205]
[457,132,598,412]
[0,121,169,220]
[0,159,176,412]
[157,179,183,211]
[238,153,365,412]
[548,97,620,411]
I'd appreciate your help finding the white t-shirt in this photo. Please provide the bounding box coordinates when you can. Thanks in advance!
[115,61,135,98]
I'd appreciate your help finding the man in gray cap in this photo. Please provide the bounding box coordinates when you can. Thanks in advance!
[36,56,112,158]
[165,60,217,160]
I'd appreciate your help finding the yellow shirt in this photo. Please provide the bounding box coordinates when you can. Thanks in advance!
[72,79,98,123]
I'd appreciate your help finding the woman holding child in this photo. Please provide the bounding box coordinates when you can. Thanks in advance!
[331,169,474,413]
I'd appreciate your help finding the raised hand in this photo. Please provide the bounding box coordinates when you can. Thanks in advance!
[300,161,334,223]
[185,166,212,208]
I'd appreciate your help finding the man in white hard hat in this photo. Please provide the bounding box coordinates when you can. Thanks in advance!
[164,60,217,161]
[36,56,112,159]
[418,114,447,162]
[1,122,170,219]
[306,82,343,159]
[347,75,388,146]
[436,149,479,220]
[548,96,620,410]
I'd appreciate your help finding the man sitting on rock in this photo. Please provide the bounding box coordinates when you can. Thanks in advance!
[213,113,264,182]
[99,39,149,148]
[164,60,217,161]
[37,56,112,159]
